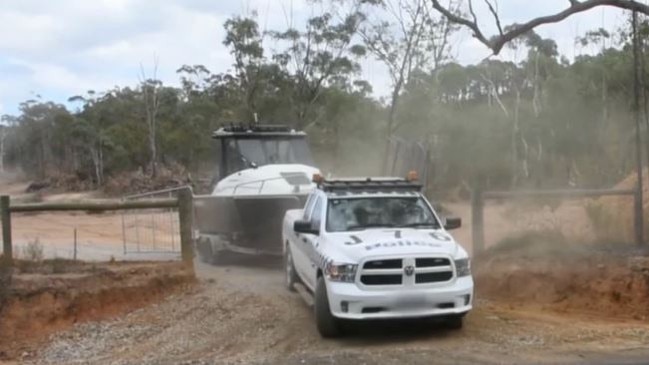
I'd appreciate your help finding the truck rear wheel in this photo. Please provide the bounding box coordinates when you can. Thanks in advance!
[315,276,341,338]
[284,246,299,291]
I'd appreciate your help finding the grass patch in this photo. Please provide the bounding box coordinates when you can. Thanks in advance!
[486,228,642,260]
[15,258,85,275]
[584,200,628,242]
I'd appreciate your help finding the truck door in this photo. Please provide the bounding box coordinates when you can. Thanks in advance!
[298,196,323,290]
[292,194,316,284]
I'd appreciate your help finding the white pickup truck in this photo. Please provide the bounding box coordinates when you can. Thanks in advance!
[282,175,474,337]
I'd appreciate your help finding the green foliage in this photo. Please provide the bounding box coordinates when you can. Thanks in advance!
[0,7,646,196]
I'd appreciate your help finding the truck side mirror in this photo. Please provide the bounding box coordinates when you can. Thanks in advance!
[294,220,319,235]
[444,217,462,230]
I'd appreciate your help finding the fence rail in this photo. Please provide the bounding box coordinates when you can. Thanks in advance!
[483,188,636,199]
[125,186,189,200]
[0,188,194,267]
[472,187,642,255]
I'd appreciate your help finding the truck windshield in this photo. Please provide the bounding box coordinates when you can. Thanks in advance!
[326,197,440,232]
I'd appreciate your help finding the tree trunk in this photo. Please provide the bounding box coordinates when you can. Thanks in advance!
[91,147,101,186]
[149,119,157,178]
[0,129,5,173]
[39,133,45,180]
[98,139,104,185]
[521,133,530,179]
[640,37,649,182]
[511,89,521,188]
[382,85,402,174]
[532,52,541,118]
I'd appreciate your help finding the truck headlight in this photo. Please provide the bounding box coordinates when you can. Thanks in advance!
[455,258,471,277]
[324,262,358,283]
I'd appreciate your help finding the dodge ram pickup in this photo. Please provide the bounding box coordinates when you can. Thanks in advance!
[282,174,474,337]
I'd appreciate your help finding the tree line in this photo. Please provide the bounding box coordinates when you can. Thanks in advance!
[1,0,648,195]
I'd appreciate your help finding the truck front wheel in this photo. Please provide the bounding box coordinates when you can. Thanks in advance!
[443,314,464,330]
[315,276,341,338]
[284,246,299,291]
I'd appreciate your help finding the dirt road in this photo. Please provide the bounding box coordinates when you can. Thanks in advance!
[27,258,649,365]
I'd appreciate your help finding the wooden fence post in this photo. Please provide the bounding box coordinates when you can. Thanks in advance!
[1,195,12,266]
[178,187,194,268]
[634,183,644,245]
[471,185,484,256]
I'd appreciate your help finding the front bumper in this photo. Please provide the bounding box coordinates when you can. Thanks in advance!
[326,276,474,320]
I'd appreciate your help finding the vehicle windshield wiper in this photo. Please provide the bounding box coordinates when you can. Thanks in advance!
[347,223,395,231]
[398,222,440,228]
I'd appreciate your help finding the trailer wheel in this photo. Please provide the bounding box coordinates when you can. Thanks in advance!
[284,246,299,292]
[209,250,229,265]
[196,237,213,264]
[315,276,341,338]
[196,237,229,265]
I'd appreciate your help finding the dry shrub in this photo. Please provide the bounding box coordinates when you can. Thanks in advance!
[487,229,570,257]
[104,163,191,196]
[29,171,96,193]
[21,239,44,263]
[50,258,68,274]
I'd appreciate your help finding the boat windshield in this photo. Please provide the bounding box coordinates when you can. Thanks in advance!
[219,137,314,179]
[236,138,313,166]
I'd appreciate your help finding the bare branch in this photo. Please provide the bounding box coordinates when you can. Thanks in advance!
[431,0,492,50]
[431,0,649,55]
[468,0,478,26]
[484,0,503,36]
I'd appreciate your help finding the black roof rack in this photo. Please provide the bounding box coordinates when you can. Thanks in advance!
[212,123,307,139]
[318,178,422,193]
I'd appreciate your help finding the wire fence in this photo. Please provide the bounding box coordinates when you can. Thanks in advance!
[2,192,193,264]
[7,210,176,261]
[470,188,638,254]
[121,187,187,255]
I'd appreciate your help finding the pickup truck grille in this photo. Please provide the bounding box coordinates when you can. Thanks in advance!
[360,256,453,286]
[415,258,450,267]
[363,259,402,269]
[415,272,453,283]
[361,274,402,285]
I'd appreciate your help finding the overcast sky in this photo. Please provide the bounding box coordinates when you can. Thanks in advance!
[0,0,630,116]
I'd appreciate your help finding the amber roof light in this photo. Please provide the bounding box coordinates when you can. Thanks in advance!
[312,173,324,184]
[407,170,419,182]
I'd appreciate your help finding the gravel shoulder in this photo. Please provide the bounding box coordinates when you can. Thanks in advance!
[27,259,649,365]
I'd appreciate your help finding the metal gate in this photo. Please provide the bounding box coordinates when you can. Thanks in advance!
[121,186,187,254]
